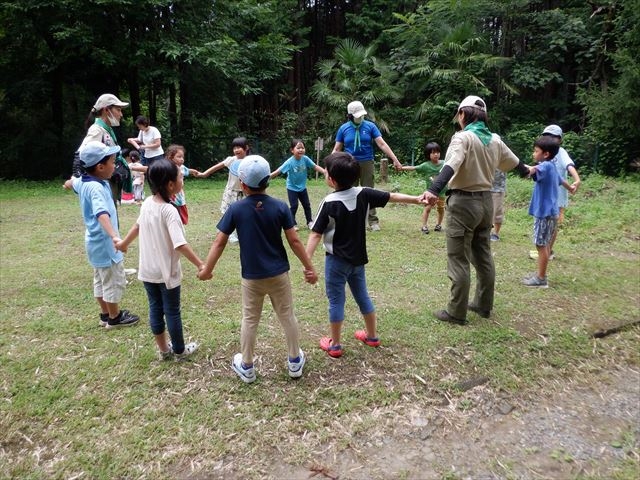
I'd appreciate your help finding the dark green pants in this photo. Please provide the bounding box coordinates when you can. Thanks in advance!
[358,160,378,225]
[445,191,495,319]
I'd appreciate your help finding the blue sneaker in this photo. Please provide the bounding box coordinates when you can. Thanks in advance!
[232,353,256,383]
[287,349,306,378]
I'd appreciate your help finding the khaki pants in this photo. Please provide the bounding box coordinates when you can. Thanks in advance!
[445,192,495,319]
[240,272,300,364]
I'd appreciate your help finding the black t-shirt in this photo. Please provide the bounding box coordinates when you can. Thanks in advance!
[312,187,390,266]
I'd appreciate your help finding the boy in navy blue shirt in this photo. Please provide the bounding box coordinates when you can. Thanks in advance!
[306,152,425,358]
[524,136,574,288]
[198,155,317,383]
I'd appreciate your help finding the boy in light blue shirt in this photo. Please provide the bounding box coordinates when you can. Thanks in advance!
[66,141,140,328]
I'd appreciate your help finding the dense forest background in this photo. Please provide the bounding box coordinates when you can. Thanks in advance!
[1,0,638,179]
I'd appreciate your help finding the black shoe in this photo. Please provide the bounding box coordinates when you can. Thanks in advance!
[106,310,140,329]
[434,310,467,325]
[468,304,491,318]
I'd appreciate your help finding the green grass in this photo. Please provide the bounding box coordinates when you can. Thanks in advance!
[1,173,639,478]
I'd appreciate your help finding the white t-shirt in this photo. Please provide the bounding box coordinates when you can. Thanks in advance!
[136,197,187,289]
[222,155,242,192]
[137,126,164,158]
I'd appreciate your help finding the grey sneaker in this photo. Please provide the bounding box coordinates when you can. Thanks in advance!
[105,310,140,329]
[287,349,306,379]
[174,342,199,361]
[232,353,256,383]
[370,223,380,231]
[421,226,430,234]
[490,233,500,241]
[522,276,548,288]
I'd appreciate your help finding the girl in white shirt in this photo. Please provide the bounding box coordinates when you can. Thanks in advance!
[116,159,204,360]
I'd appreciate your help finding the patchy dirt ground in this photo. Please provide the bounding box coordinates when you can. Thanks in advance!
[266,366,639,480]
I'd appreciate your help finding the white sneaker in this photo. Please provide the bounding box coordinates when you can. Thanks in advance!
[124,268,137,275]
[174,342,199,361]
[370,223,380,232]
[287,349,306,378]
[232,353,256,383]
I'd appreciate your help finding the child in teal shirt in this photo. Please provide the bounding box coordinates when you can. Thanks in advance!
[270,139,325,229]
[401,142,445,233]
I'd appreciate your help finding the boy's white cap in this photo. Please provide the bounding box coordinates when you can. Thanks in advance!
[347,101,367,119]
[239,155,271,189]
[93,93,129,111]
[542,124,563,137]
[80,141,121,168]
[458,95,487,112]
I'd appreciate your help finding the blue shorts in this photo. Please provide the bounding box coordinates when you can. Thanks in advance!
[532,216,557,246]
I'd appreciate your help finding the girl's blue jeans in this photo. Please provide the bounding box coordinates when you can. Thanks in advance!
[143,282,186,354]
[325,254,375,323]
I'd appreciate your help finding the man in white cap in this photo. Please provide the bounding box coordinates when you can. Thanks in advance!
[531,124,581,259]
[198,155,318,383]
[332,100,403,231]
[423,95,530,325]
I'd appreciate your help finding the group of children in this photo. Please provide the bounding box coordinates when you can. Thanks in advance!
[67,125,579,382]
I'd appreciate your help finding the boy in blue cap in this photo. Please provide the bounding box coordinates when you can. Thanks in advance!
[198,155,317,383]
[66,141,140,328]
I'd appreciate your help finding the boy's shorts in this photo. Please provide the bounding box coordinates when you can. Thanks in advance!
[532,216,557,246]
[492,191,505,223]
[93,261,126,303]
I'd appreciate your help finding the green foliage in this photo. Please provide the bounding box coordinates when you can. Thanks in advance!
[0,0,638,179]
[576,1,640,175]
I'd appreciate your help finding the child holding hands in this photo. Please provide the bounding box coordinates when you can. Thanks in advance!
[401,141,445,234]
[198,155,317,383]
[270,139,326,229]
[197,137,251,242]
[116,159,203,360]
[523,136,575,288]
[306,152,426,358]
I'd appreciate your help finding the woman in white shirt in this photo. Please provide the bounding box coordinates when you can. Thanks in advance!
[128,115,164,166]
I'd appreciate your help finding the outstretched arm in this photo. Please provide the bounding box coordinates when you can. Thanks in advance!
[285,228,317,284]
[198,162,227,178]
[270,167,282,179]
[388,192,427,205]
[374,136,402,171]
[115,223,139,253]
[198,231,229,280]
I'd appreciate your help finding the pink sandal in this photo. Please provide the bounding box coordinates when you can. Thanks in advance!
[354,330,380,347]
[319,337,343,358]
